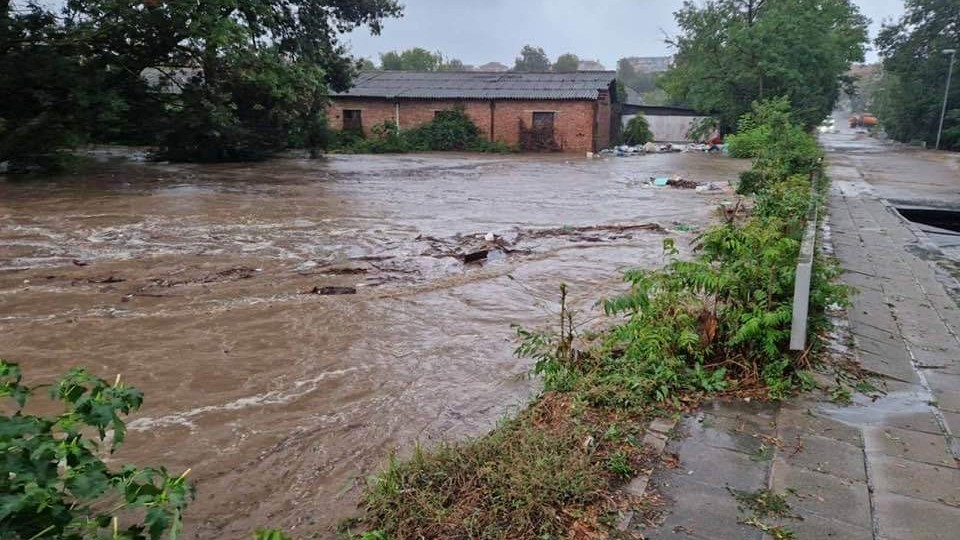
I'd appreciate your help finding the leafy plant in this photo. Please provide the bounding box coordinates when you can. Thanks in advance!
[622,114,654,146]
[255,530,293,540]
[332,107,515,155]
[606,451,633,479]
[0,360,194,540]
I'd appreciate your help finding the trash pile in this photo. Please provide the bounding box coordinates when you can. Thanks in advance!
[592,142,683,158]
[592,141,732,158]
[643,176,729,192]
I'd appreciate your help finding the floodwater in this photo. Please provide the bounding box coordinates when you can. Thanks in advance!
[0,151,748,538]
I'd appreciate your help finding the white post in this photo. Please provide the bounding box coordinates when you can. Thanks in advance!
[936,49,956,151]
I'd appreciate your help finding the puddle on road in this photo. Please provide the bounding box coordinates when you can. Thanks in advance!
[0,152,748,538]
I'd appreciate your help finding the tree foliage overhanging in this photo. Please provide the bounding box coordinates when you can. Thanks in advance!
[661,0,869,132]
[874,0,960,149]
[0,0,402,169]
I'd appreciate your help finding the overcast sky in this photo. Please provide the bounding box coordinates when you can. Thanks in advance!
[343,0,905,67]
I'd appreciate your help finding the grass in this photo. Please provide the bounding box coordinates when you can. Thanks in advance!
[360,393,653,540]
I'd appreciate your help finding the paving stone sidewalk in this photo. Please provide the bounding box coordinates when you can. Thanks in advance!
[625,165,960,539]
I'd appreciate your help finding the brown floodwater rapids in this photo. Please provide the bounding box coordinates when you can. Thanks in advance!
[0,151,748,538]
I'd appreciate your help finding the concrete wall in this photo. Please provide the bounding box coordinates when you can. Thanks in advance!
[621,114,712,143]
[328,97,607,153]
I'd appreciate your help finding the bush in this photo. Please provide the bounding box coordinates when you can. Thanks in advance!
[520,97,840,405]
[330,106,515,154]
[727,98,822,195]
[623,114,654,146]
[404,109,481,151]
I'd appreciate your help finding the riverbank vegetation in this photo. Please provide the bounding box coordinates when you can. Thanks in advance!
[0,1,402,171]
[350,98,845,539]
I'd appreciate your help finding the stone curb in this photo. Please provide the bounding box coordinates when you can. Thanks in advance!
[615,416,679,532]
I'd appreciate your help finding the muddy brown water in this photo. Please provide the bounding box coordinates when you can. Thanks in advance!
[0,152,748,538]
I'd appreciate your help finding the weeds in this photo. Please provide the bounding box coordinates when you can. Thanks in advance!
[360,394,650,540]
[730,488,800,538]
[606,451,634,479]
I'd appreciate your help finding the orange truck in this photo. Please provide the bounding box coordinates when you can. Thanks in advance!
[848,113,878,128]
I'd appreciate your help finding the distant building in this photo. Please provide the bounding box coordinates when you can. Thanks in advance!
[476,62,509,72]
[577,59,607,71]
[329,71,618,153]
[624,56,673,74]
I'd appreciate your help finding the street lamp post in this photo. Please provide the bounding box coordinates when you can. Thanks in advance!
[936,49,957,150]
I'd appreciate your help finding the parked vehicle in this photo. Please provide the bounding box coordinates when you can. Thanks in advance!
[848,113,878,128]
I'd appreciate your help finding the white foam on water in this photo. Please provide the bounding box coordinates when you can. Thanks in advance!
[127,366,362,431]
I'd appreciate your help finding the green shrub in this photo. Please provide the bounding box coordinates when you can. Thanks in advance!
[330,106,515,154]
[0,361,194,539]
[623,114,654,146]
[403,108,481,151]
[517,98,842,405]
[728,98,823,194]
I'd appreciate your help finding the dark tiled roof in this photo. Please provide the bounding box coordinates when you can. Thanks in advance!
[333,71,616,100]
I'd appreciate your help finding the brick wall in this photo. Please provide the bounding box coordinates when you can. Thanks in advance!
[490,100,596,153]
[595,90,613,150]
[328,97,603,153]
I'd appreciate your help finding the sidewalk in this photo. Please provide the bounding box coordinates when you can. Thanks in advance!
[626,137,960,539]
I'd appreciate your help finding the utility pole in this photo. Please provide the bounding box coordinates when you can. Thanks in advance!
[936,49,956,150]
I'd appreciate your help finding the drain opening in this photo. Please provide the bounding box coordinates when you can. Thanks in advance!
[896,208,960,234]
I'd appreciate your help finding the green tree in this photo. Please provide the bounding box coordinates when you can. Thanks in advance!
[616,58,656,93]
[0,3,97,170]
[623,114,654,145]
[439,57,467,71]
[513,45,550,72]
[553,53,580,72]
[874,0,960,149]
[1,0,403,169]
[379,47,441,70]
[661,0,868,131]
[379,50,403,69]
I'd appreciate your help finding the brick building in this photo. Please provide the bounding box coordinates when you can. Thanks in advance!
[329,71,618,153]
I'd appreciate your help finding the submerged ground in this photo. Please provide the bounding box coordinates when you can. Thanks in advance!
[0,151,748,538]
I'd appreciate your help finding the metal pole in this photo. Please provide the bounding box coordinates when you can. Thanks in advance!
[936,50,956,150]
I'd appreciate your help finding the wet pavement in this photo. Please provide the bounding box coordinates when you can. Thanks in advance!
[633,130,960,539]
[0,151,747,538]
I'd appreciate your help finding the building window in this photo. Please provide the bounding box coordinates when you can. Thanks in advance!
[343,109,362,132]
[532,111,555,131]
